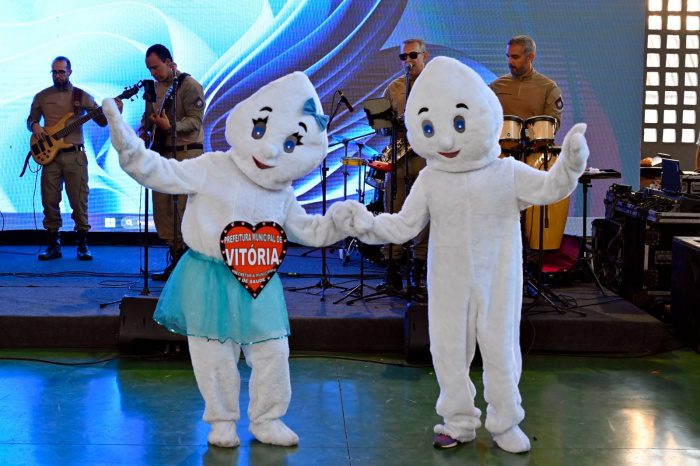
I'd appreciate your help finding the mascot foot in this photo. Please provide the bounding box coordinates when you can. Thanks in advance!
[493,425,531,453]
[250,419,299,446]
[208,421,240,448]
[433,423,476,449]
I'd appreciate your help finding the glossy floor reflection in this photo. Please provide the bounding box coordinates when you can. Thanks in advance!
[0,349,699,465]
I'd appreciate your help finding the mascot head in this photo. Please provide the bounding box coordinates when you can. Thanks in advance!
[225,72,328,190]
[405,56,503,173]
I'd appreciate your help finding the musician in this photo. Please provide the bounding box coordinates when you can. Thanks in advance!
[379,38,430,296]
[27,56,122,261]
[490,35,563,129]
[140,44,205,281]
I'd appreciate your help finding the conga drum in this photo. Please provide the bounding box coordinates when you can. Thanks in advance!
[499,115,523,154]
[523,115,557,151]
[523,146,570,251]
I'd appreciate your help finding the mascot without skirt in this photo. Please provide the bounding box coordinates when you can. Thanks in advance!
[333,56,589,453]
[103,72,346,448]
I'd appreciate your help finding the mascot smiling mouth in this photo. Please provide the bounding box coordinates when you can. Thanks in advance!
[253,157,273,169]
[438,150,460,158]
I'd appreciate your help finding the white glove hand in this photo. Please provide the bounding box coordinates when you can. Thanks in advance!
[330,200,374,237]
[561,122,589,170]
[102,98,142,154]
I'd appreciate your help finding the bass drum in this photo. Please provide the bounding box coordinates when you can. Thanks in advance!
[523,147,570,251]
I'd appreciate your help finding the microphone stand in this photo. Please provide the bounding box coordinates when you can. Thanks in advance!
[348,67,415,305]
[168,71,182,274]
[401,64,414,301]
[287,96,350,301]
[140,80,156,295]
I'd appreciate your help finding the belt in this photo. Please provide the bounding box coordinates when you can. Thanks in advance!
[56,144,85,155]
[152,143,203,153]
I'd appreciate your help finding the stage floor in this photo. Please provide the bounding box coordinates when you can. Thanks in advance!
[0,243,698,464]
[0,348,699,465]
[0,243,678,355]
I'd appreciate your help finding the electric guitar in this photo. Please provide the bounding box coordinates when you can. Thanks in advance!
[29,83,141,165]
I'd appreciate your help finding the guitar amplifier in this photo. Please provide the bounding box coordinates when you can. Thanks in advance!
[671,237,700,352]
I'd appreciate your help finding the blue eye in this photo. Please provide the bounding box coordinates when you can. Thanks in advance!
[283,132,303,153]
[454,115,466,133]
[422,120,434,138]
[251,117,267,139]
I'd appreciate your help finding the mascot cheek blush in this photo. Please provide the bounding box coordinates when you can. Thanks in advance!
[102,72,347,448]
[334,56,589,453]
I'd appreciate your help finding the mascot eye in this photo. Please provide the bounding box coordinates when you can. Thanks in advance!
[283,132,303,153]
[422,120,435,138]
[453,115,466,133]
[251,117,268,140]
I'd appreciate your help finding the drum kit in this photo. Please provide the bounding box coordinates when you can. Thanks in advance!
[499,114,569,252]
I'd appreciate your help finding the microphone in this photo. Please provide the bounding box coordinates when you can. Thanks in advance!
[405,64,413,73]
[338,90,354,112]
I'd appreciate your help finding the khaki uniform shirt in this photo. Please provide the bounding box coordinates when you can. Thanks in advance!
[141,70,205,147]
[26,83,105,145]
[383,75,416,119]
[490,69,563,130]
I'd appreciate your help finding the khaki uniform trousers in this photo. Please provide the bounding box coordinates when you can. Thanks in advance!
[153,147,203,249]
[41,148,90,232]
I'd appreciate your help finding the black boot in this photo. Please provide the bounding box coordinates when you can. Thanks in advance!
[377,261,403,292]
[152,246,183,281]
[76,230,93,261]
[38,231,62,261]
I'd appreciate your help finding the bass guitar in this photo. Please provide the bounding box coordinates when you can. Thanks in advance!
[29,83,141,165]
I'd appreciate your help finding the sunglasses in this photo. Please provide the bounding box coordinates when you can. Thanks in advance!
[50,70,68,75]
[399,51,423,61]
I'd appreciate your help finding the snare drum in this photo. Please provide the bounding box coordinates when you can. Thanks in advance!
[499,115,523,151]
[524,115,557,150]
[522,146,570,251]
[341,156,366,166]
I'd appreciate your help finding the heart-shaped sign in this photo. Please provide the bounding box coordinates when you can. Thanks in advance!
[220,221,288,298]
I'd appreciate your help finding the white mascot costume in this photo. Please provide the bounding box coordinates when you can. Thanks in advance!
[103,72,346,448]
[334,57,589,453]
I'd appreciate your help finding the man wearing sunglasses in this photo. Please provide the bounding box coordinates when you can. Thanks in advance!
[27,56,122,261]
[378,39,431,298]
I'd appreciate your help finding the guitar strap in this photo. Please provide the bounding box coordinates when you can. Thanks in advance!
[72,87,84,117]
[154,73,190,145]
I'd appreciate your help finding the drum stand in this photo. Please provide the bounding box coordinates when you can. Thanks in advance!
[347,121,413,305]
[524,143,586,316]
[333,142,378,304]
[574,174,607,295]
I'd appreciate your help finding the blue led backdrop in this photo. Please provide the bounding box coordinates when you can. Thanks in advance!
[1,0,644,231]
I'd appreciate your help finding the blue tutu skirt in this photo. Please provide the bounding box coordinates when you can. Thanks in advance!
[154,249,289,345]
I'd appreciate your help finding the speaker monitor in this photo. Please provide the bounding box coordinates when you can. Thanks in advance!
[671,237,700,353]
[118,295,186,353]
[404,303,430,363]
